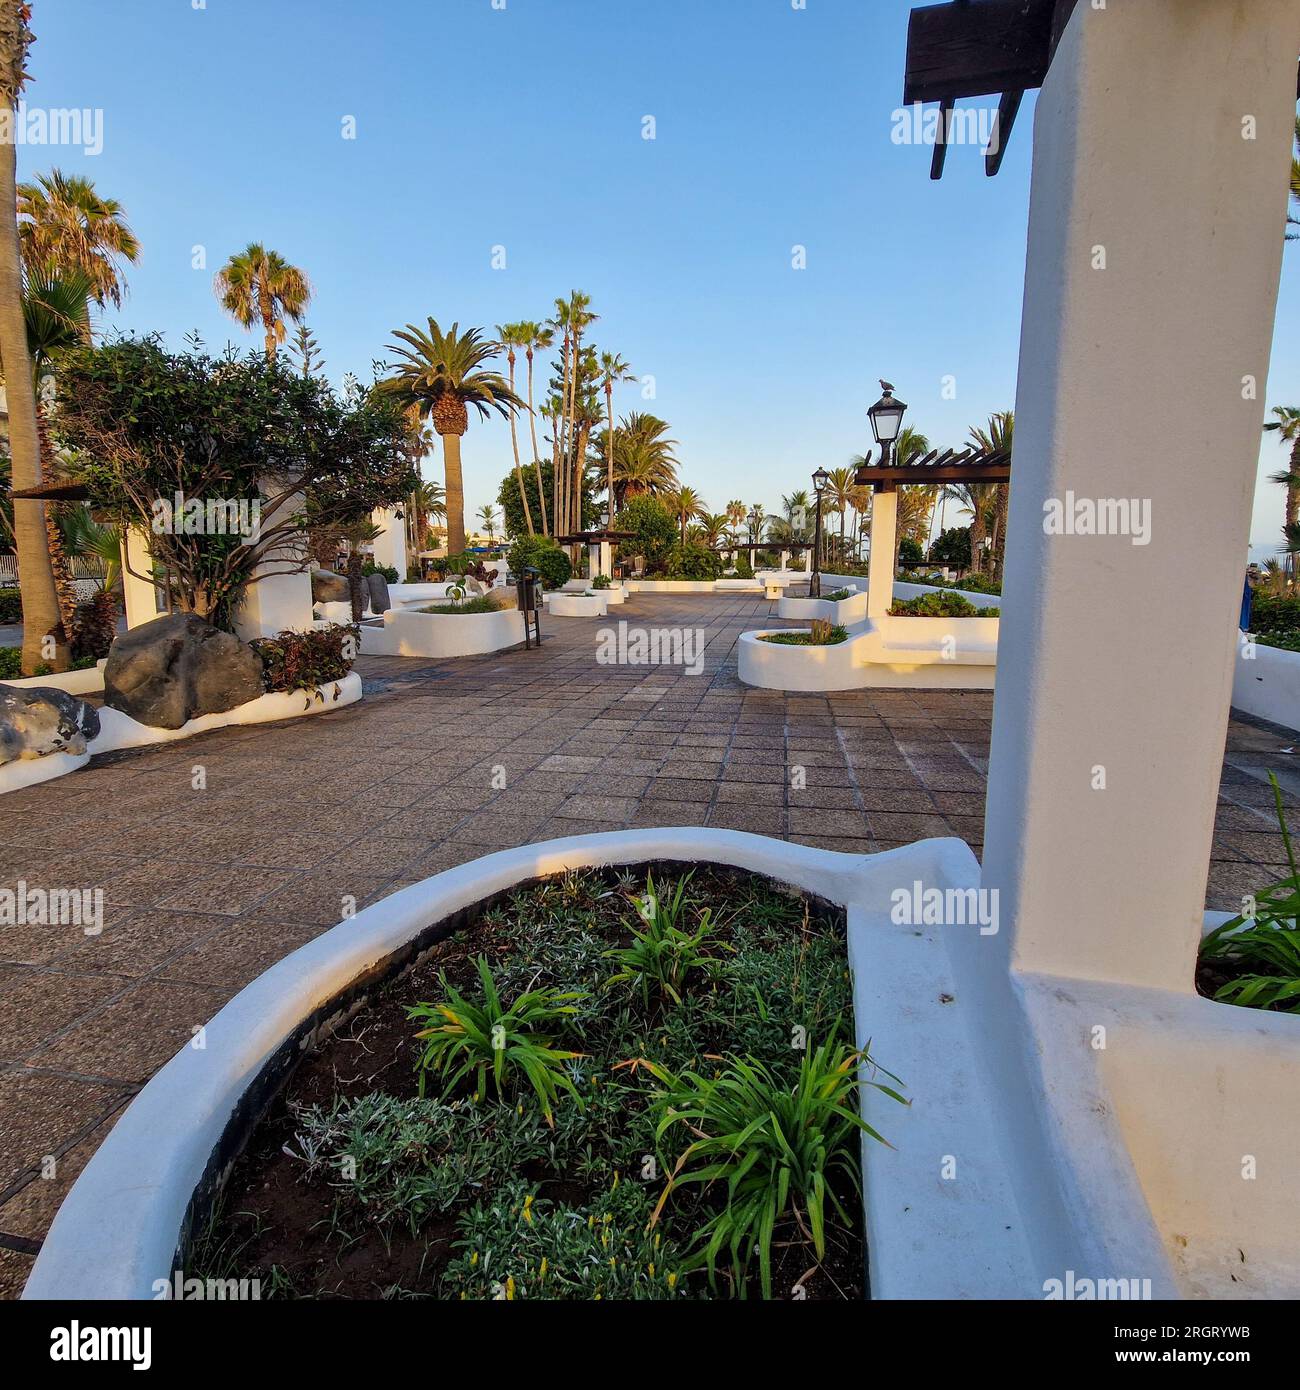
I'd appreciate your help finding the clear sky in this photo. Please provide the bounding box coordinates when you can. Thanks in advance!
[24,0,1299,553]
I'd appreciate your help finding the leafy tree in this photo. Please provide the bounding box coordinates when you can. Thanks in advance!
[1265,405,1300,580]
[213,242,312,361]
[18,168,139,309]
[614,494,677,570]
[662,540,722,580]
[597,412,678,508]
[928,525,972,569]
[53,336,415,630]
[508,532,571,589]
[498,460,553,541]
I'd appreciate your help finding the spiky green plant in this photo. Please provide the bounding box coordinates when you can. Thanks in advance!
[408,955,586,1124]
[604,872,728,1007]
[645,1041,905,1298]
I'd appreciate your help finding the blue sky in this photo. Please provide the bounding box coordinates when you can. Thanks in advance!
[25,0,1299,553]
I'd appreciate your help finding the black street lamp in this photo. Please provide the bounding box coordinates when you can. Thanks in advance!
[810,466,830,599]
[867,381,908,469]
[747,506,761,545]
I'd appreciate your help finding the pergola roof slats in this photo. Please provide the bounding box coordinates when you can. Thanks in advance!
[855,444,1011,491]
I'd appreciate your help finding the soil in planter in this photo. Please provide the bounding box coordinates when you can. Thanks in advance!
[191,865,891,1301]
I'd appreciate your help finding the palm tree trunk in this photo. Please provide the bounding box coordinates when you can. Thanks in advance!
[1288,436,1300,579]
[441,432,467,554]
[526,349,548,536]
[992,483,1010,581]
[36,406,81,643]
[0,132,64,672]
[505,353,533,536]
[605,386,615,525]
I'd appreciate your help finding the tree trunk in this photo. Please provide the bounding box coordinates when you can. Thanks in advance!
[36,405,81,641]
[1288,435,1300,579]
[506,351,533,535]
[0,133,64,672]
[605,386,615,525]
[347,549,365,622]
[526,349,548,536]
[441,431,466,554]
[992,483,1010,581]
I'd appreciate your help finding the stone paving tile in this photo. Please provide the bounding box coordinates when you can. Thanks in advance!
[0,590,1284,1267]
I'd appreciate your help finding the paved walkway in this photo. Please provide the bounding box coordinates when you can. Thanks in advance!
[0,592,1295,1295]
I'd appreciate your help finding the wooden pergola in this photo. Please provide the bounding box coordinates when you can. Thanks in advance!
[854,445,1011,493]
[554,530,638,581]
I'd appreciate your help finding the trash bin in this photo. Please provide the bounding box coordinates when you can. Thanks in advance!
[515,565,542,648]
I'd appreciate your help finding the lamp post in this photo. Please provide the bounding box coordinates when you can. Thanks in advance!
[866,382,908,575]
[810,466,829,599]
[747,507,760,545]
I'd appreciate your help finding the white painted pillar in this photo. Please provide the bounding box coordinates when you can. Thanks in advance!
[779,548,789,572]
[803,548,812,574]
[866,489,897,619]
[121,527,161,629]
[370,506,407,578]
[983,0,1300,992]
[599,540,612,578]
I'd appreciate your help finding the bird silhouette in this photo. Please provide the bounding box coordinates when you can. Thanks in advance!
[880,379,894,392]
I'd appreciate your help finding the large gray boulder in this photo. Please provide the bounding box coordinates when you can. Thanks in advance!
[0,686,100,765]
[103,613,264,730]
[365,571,391,614]
[311,570,350,604]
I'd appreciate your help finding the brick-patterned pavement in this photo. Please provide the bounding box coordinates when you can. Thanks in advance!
[0,591,1294,1293]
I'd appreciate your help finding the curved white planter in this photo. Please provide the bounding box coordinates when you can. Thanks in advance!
[0,660,106,696]
[358,606,526,659]
[623,579,718,594]
[739,616,998,692]
[545,592,608,618]
[22,824,1300,1301]
[778,589,869,626]
[0,673,364,796]
[1232,634,1300,734]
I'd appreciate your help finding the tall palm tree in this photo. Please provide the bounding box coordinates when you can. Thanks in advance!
[1264,405,1300,579]
[518,321,553,534]
[699,513,730,549]
[496,322,534,535]
[782,489,811,538]
[823,467,855,565]
[748,503,767,544]
[669,485,705,545]
[548,292,598,537]
[379,319,522,554]
[847,483,872,562]
[0,0,62,673]
[477,504,499,546]
[726,499,747,541]
[600,351,634,523]
[968,412,1014,579]
[213,242,312,360]
[17,169,139,308]
[25,270,93,639]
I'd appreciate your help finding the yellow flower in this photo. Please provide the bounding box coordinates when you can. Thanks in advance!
[648,1263,656,1277]
[470,1250,479,1267]
[506,1275,516,1301]
[522,1194,535,1225]
[539,1257,548,1281]
[667,1272,678,1289]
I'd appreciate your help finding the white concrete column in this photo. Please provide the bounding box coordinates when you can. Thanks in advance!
[983,0,1300,991]
[370,506,407,578]
[234,481,315,639]
[866,489,897,619]
[599,540,612,578]
[803,548,812,574]
[121,526,161,629]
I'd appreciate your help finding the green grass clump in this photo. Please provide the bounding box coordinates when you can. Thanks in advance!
[418,595,503,615]
[889,591,999,618]
[758,625,849,646]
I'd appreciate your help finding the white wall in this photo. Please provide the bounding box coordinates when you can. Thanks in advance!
[1232,638,1300,733]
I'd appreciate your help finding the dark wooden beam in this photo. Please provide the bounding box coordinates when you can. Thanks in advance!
[857,462,1011,490]
[904,0,1058,105]
[930,98,954,180]
[985,88,1024,176]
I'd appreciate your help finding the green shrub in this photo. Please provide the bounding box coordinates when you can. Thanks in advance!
[408,956,587,1125]
[250,623,358,692]
[508,534,572,590]
[928,526,972,569]
[645,1042,903,1299]
[758,624,849,647]
[604,873,729,1007]
[889,591,998,618]
[0,590,21,625]
[442,1178,686,1301]
[1258,631,1300,652]
[733,555,754,579]
[361,560,399,584]
[590,574,612,590]
[0,646,21,679]
[958,573,1002,595]
[898,537,924,565]
[1250,593,1300,640]
[662,541,722,581]
[822,587,853,601]
[418,595,502,615]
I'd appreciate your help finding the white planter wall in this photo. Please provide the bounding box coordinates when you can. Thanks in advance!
[1231,636,1300,734]
[359,606,526,659]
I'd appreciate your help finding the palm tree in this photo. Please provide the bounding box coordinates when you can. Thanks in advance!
[669,486,706,546]
[600,351,635,523]
[0,1,62,674]
[1264,405,1300,579]
[496,322,534,535]
[518,321,554,534]
[782,489,811,538]
[726,499,747,542]
[25,269,93,640]
[968,412,1014,579]
[823,467,855,565]
[604,412,678,507]
[17,169,139,308]
[213,243,312,360]
[748,503,767,543]
[379,319,523,554]
[548,292,598,537]
[477,504,499,546]
[699,513,730,549]
[847,484,872,562]
[1287,115,1300,241]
